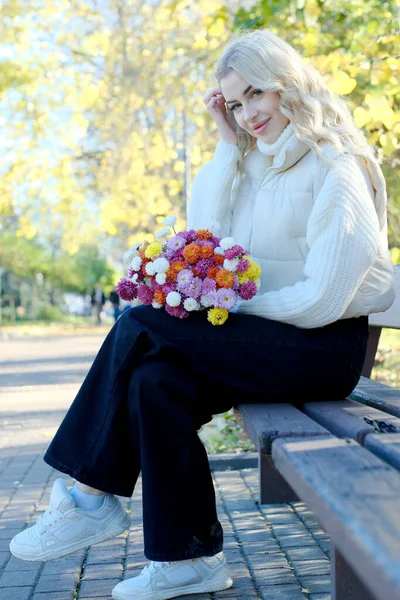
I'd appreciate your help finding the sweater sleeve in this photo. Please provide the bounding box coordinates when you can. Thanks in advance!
[186,141,240,238]
[236,154,381,328]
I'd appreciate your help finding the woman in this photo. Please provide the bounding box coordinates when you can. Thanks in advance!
[10,28,394,600]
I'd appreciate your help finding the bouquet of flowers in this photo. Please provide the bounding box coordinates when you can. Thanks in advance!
[116,216,261,325]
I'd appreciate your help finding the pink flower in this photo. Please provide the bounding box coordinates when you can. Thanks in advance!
[179,276,203,299]
[137,285,153,305]
[195,258,214,277]
[202,278,216,294]
[165,304,189,319]
[237,259,249,273]
[116,279,138,301]
[215,288,237,310]
[177,229,196,242]
[162,283,175,296]
[166,235,186,254]
[240,280,258,300]
[224,245,244,260]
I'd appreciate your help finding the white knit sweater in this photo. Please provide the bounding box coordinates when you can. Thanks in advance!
[187,125,394,328]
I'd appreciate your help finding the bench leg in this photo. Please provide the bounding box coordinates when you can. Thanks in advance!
[331,546,375,600]
[361,325,381,378]
[259,452,299,504]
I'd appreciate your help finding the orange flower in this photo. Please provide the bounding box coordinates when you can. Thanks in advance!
[153,290,166,304]
[200,245,214,259]
[182,243,201,264]
[216,269,235,289]
[141,258,151,276]
[195,229,213,240]
[207,266,219,280]
[213,253,224,265]
[167,260,186,281]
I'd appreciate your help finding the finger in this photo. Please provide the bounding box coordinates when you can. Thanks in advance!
[203,88,223,104]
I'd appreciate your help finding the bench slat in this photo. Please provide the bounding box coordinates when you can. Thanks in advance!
[302,399,400,445]
[234,403,329,453]
[272,435,400,600]
[350,376,400,417]
[364,433,400,471]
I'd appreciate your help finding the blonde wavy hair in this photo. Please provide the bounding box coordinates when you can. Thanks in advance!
[214,29,374,168]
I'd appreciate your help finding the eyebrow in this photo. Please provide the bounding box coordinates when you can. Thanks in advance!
[225,85,253,105]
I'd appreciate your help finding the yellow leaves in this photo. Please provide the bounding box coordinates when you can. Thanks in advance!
[364,94,396,129]
[16,216,36,240]
[379,132,399,157]
[353,107,371,128]
[173,160,185,173]
[208,19,225,37]
[325,70,357,95]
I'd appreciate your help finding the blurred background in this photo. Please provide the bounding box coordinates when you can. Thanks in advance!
[0,2,399,447]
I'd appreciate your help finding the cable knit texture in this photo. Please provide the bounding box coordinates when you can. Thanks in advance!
[187,128,394,328]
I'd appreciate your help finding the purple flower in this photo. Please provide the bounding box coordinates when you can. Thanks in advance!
[179,276,202,299]
[224,245,244,260]
[237,259,249,273]
[200,291,217,307]
[215,288,237,310]
[137,285,153,305]
[211,235,221,247]
[165,304,189,319]
[177,269,193,288]
[116,278,138,301]
[202,278,216,294]
[177,229,196,242]
[195,258,214,277]
[240,281,258,300]
[162,283,175,296]
[166,235,186,254]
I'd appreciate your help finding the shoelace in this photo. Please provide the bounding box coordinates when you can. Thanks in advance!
[141,561,180,577]
[36,507,63,534]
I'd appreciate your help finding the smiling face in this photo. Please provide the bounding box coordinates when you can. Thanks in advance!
[220,69,290,144]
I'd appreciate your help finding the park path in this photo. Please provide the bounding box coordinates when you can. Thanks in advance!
[0,333,331,599]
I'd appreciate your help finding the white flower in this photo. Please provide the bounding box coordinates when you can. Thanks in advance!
[220,237,235,251]
[184,298,199,312]
[155,227,171,240]
[130,273,138,282]
[155,272,167,285]
[224,258,239,272]
[152,301,163,309]
[130,256,142,271]
[153,257,169,273]
[123,242,142,263]
[145,262,156,276]
[200,294,214,308]
[214,247,224,255]
[166,291,181,307]
[163,216,177,227]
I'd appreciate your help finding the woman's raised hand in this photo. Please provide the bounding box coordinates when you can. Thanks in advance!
[203,87,238,145]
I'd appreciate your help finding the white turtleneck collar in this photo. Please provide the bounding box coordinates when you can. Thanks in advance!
[256,122,295,156]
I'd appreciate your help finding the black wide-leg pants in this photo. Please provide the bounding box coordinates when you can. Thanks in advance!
[44,305,368,560]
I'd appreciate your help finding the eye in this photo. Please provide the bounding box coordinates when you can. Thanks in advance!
[252,89,263,98]
[230,104,242,112]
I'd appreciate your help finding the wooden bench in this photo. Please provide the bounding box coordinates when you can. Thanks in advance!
[233,264,400,600]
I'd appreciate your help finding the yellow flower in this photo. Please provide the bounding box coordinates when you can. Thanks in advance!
[241,256,262,281]
[207,307,229,326]
[145,242,163,258]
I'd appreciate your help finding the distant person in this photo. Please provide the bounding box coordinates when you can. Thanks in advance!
[91,283,105,325]
[109,289,121,322]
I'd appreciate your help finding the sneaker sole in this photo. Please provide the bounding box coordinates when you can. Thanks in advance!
[10,514,131,562]
[111,572,233,600]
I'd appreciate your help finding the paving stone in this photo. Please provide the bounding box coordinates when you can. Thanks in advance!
[299,575,330,594]
[0,588,31,600]
[78,578,121,597]
[253,567,298,586]
[33,593,75,600]
[82,562,123,580]
[293,560,330,577]
[0,569,38,587]
[285,546,327,562]
[4,557,42,574]
[259,584,309,600]
[278,533,317,549]
[246,552,289,571]
[35,572,80,593]
[309,595,330,600]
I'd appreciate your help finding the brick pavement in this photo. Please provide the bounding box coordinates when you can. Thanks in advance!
[0,335,332,599]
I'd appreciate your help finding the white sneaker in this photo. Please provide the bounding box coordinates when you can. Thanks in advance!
[9,478,131,561]
[111,551,233,600]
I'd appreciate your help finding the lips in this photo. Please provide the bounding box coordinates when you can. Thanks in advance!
[252,118,271,131]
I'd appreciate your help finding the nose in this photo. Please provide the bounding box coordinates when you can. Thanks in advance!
[243,103,258,123]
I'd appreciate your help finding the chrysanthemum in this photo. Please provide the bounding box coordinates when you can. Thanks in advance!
[130,256,142,271]
[182,243,201,264]
[219,237,235,251]
[183,298,199,312]
[145,262,156,276]
[153,289,166,304]
[224,245,244,260]
[216,269,235,289]
[177,269,193,287]
[166,291,182,307]
[215,288,237,310]
[200,292,216,308]
[166,235,186,254]
[137,285,153,305]
[165,304,189,319]
[199,245,214,259]
[116,279,138,302]
[155,227,171,240]
[153,257,169,273]
[202,278,216,294]
[155,272,167,285]
[145,242,163,259]
[195,258,214,277]
[195,229,213,241]
[163,215,177,227]
[240,281,258,300]
[237,259,249,273]
[207,307,229,326]
[223,258,239,272]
